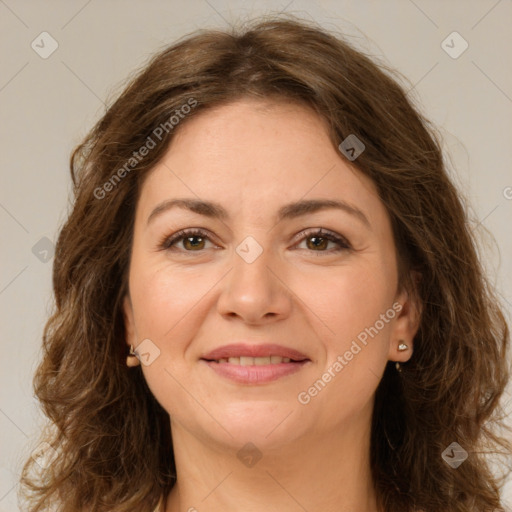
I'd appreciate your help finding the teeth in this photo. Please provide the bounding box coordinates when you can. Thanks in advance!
[216,356,292,365]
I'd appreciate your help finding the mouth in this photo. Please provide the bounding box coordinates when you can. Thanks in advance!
[199,343,311,384]
[202,355,307,365]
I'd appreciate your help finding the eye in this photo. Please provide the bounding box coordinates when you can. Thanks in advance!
[294,228,351,254]
[158,227,351,254]
[158,228,216,252]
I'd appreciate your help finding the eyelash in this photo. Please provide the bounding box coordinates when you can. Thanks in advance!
[158,227,352,255]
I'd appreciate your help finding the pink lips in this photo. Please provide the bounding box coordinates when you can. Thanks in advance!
[200,343,310,384]
[201,343,309,361]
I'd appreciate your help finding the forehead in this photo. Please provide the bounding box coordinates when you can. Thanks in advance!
[168,97,334,168]
[136,98,385,228]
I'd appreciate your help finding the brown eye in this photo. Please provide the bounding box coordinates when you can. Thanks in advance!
[159,229,214,252]
[305,235,329,251]
[182,235,206,251]
[296,228,351,253]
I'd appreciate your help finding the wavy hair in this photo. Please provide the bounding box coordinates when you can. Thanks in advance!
[19,15,511,512]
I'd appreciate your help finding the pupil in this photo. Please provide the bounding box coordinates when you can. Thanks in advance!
[309,236,327,250]
[185,236,203,249]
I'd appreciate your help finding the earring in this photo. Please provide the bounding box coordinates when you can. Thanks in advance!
[395,340,408,372]
[126,344,140,367]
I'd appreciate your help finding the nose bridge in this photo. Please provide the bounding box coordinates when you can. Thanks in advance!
[217,233,290,322]
[234,234,273,284]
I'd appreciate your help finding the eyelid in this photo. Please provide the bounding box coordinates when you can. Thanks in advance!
[157,227,218,251]
[292,227,351,250]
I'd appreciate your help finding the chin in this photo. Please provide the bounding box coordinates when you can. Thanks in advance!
[207,402,308,447]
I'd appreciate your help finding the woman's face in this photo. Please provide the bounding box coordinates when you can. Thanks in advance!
[123,98,418,450]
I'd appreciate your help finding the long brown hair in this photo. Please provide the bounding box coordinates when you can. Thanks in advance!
[19,15,511,512]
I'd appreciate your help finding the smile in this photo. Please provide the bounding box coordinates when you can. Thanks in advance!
[200,357,310,384]
[208,355,294,365]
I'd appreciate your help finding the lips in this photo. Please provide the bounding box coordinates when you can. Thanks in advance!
[200,343,311,384]
[200,343,309,362]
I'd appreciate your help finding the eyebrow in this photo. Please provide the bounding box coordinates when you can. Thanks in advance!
[146,198,371,229]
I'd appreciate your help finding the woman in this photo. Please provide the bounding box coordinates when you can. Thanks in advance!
[20,15,511,512]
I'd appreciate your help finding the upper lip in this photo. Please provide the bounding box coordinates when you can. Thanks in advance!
[201,343,310,361]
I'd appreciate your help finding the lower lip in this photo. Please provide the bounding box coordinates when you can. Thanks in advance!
[200,360,309,384]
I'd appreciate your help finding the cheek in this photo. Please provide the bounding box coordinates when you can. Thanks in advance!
[129,261,211,338]
[296,268,394,413]
[295,259,395,344]
[128,265,212,414]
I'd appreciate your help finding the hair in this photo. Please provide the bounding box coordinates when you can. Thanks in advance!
[19,14,511,512]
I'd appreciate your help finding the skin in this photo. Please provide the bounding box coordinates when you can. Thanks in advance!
[123,98,421,512]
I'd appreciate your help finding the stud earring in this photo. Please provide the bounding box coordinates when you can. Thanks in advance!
[126,344,140,367]
[395,340,409,372]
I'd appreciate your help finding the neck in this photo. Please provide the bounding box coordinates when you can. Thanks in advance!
[165,403,380,512]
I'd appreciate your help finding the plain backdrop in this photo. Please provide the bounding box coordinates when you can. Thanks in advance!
[1,1,511,511]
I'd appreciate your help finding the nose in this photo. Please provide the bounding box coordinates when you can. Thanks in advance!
[216,242,293,325]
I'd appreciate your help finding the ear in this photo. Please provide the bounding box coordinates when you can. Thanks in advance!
[122,295,136,348]
[388,271,422,363]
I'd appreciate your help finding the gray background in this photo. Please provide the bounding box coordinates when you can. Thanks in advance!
[1,1,511,510]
